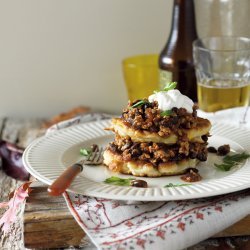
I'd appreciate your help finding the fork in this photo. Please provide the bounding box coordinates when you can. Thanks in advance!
[47,147,104,196]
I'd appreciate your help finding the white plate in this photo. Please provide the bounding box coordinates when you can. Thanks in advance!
[23,120,250,201]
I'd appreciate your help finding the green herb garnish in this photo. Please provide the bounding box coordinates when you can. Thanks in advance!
[214,163,233,171]
[80,148,92,157]
[163,82,177,91]
[214,152,250,171]
[154,82,177,94]
[164,183,191,188]
[130,100,149,109]
[104,176,135,186]
[160,110,172,116]
[223,152,250,163]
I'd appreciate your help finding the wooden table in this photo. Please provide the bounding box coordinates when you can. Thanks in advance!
[0,117,250,249]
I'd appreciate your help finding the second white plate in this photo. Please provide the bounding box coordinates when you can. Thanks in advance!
[23,120,250,201]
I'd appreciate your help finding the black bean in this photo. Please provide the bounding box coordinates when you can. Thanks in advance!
[171,116,179,125]
[201,135,208,142]
[130,179,148,188]
[207,146,217,153]
[189,152,197,159]
[172,107,178,113]
[217,144,230,156]
[172,154,184,161]
[131,149,141,157]
[197,153,207,161]
[149,126,158,132]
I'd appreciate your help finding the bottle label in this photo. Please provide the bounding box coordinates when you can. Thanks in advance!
[159,69,173,89]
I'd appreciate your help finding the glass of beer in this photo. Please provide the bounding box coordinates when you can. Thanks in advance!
[193,37,250,112]
[122,54,159,101]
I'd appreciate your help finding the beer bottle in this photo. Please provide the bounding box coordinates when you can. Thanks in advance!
[159,0,198,101]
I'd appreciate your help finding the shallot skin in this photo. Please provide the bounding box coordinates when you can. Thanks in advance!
[0,140,30,181]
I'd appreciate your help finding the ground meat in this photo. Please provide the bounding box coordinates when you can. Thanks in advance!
[179,141,190,156]
[121,100,199,140]
[158,126,172,137]
[107,136,208,166]
[181,168,202,182]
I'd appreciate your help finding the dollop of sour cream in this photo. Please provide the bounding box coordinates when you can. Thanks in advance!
[148,89,194,113]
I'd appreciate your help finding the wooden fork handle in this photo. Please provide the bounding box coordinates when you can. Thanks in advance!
[47,164,83,196]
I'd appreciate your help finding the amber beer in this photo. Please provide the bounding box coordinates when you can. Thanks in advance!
[193,36,250,112]
[159,0,198,102]
[198,80,250,112]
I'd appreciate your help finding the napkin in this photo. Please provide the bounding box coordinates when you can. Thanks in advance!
[47,107,250,250]
[197,106,250,128]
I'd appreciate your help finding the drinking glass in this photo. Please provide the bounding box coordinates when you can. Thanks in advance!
[193,37,250,112]
[122,54,159,101]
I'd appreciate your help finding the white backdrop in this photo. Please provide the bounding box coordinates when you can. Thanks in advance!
[0,0,249,118]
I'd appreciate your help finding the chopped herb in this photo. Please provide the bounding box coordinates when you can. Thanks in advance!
[214,152,250,171]
[164,183,191,188]
[163,82,177,91]
[214,163,233,171]
[130,100,149,109]
[104,176,135,186]
[80,148,92,157]
[153,82,177,94]
[223,152,250,162]
[160,110,172,116]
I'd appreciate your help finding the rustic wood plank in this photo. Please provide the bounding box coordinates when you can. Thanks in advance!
[0,170,25,250]
[0,171,22,200]
[24,210,74,222]
[1,117,93,249]
[1,118,27,143]
[18,126,45,148]
[25,203,69,212]
[188,236,250,249]
[0,117,5,132]
[0,117,43,250]
[23,185,85,249]
[1,118,44,147]
[0,117,6,169]
[24,223,84,249]
[0,118,5,134]
[214,215,250,237]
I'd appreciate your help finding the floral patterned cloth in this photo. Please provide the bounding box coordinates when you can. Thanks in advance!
[47,107,250,250]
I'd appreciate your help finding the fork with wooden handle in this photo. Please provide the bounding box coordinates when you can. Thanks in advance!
[47,147,104,196]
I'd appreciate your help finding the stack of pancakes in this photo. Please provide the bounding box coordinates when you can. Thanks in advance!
[103,100,211,177]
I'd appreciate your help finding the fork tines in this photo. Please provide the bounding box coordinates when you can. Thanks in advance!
[85,146,104,165]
